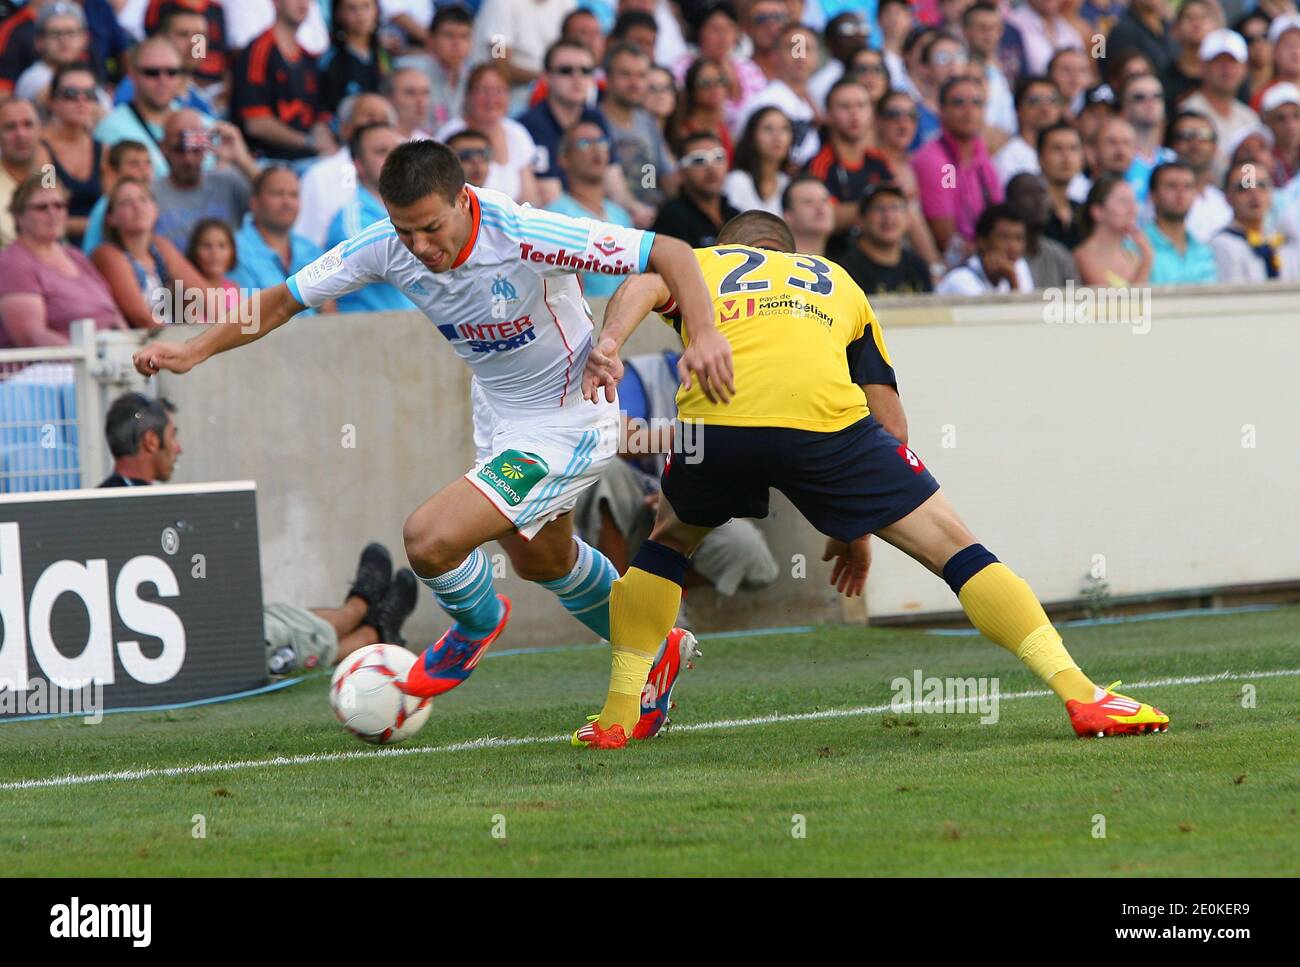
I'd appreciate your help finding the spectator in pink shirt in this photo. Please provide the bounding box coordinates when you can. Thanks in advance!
[0,175,125,349]
[911,74,1005,262]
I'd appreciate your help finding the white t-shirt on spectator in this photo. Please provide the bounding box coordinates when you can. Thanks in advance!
[294,147,356,248]
[936,254,1035,295]
[723,170,789,216]
[473,0,576,78]
[435,117,539,203]
[809,61,843,113]
[116,0,150,39]
[1187,185,1233,245]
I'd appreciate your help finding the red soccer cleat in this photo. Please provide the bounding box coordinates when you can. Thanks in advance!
[1066,681,1170,738]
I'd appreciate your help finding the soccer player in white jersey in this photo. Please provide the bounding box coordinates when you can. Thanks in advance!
[135,140,732,735]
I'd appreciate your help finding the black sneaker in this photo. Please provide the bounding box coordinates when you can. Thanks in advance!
[348,542,392,607]
[366,568,418,646]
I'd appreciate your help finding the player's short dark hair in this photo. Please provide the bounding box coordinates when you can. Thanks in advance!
[348,121,395,158]
[611,10,657,40]
[108,139,150,171]
[1149,160,1193,195]
[379,139,465,205]
[1036,119,1080,155]
[544,38,593,72]
[717,210,795,251]
[974,203,1025,240]
[106,393,176,459]
[431,4,472,32]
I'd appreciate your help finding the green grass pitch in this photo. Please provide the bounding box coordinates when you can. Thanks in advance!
[1,607,1297,876]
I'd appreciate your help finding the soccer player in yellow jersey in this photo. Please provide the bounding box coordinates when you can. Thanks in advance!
[572,210,1170,748]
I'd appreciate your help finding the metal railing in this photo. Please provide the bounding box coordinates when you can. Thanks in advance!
[0,321,150,493]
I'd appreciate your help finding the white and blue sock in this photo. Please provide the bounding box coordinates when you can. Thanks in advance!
[538,537,617,640]
[420,548,502,640]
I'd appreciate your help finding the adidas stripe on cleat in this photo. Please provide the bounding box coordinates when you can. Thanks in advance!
[1066,681,1170,738]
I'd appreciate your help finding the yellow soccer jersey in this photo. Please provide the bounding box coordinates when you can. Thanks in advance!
[657,246,896,432]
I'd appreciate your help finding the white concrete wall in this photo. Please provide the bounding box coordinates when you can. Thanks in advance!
[153,281,1300,643]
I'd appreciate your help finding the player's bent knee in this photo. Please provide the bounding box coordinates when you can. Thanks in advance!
[402,519,468,578]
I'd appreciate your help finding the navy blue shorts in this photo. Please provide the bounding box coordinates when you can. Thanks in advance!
[661,416,940,543]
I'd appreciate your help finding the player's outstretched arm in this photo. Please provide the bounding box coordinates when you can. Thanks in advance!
[133,283,307,377]
[584,272,670,403]
[645,235,734,404]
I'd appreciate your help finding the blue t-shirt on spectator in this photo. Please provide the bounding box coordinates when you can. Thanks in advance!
[1144,220,1217,285]
[230,213,323,314]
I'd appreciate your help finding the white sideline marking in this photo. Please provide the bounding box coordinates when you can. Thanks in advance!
[2,668,1296,791]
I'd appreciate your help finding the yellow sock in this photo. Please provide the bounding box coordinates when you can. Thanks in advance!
[599,567,682,732]
[957,563,1096,703]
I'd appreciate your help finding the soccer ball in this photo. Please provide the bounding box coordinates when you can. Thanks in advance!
[329,644,431,744]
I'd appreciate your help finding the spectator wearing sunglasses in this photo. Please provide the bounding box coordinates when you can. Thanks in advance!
[993,76,1065,186]
[1180,28,1257,182]
[111,5,219,121]
[743,0,792,82]
[669,57,735,167]
[1164,110,1230,244]
[913,31,969,149]
[650,131,739,248]
[153,108,259,253]
[810,12,872,112]
[94,37,191,179]
[673,3,765,130]
[39,66,102,246]
[1120,73,1175,176]
[912,74,1003,263]
[0,175,125,349]
[518,40,616,207]
[546,119,634,297]
[15,2,97,109]
[447,128,493,189]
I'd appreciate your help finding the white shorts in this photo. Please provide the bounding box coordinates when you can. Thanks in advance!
[466,382,620,541]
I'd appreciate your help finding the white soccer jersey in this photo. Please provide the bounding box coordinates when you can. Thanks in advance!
[286,186,655,416]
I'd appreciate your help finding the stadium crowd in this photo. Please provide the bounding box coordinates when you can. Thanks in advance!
[4,0,1300,346]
